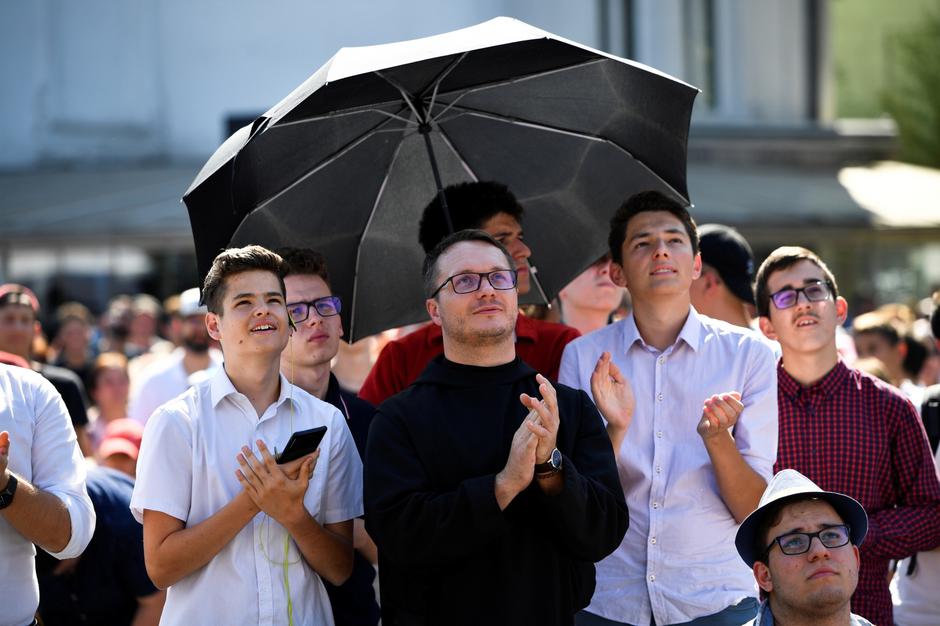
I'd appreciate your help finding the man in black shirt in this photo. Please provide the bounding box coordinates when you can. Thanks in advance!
[364,230,628,626]
[278,248,380,626]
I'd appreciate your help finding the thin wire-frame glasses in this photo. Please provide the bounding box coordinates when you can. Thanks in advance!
[431,270,518,297]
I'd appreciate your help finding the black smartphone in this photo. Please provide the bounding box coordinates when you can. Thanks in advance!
[276,426,327,464]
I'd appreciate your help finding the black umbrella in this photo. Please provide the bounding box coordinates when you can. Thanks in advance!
[183,17,698,341]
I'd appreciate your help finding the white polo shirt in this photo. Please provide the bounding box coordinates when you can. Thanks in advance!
[0,364,96,626]
[131,365,363,626]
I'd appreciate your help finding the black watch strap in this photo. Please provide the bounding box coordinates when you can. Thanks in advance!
[534,448,562,477]
[0,473,18,510]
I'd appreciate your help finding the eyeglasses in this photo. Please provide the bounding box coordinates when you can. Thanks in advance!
[765,524,851,557]
[286,296,341,324]
[431,270,518,297]
[769,280,833,310]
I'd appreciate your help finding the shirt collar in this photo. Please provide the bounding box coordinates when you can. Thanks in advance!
[622,306,702,354]
[209,364,296,411]
[324,372,344,413]
[777,359,850,399]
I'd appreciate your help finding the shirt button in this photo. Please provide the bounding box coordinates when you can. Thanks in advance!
[652,502,659,509]
[657,392,664,402]
[656,465,662,474]
[650,537,657,544]
[649,575,656,582]
[658,356,665,365]
[656,431,663,438]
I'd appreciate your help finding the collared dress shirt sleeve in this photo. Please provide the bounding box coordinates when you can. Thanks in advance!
[729,337,778,481]
[28,372,96,559]
[130,401,194,524]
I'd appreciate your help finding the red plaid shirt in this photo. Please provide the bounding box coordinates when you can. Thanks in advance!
[775,360,940,626]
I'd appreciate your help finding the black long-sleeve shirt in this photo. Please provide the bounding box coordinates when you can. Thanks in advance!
[364,356,628,626]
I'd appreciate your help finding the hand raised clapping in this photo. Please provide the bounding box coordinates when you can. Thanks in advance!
[696,392,743,440]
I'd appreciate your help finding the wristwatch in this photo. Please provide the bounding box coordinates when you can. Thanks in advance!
[0,473,18,510]
[534,448,563,479]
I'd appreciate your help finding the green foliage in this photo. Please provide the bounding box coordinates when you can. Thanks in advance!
[883,9,940,168]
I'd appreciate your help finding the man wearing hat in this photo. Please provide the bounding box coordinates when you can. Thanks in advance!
[735,469,873,625]
[690,224,757,329]
[128,287,221,423]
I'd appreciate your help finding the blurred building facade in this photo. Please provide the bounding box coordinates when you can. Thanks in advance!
[1,0,937,318]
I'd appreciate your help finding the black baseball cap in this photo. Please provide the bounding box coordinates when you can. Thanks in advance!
[698,224,755,305]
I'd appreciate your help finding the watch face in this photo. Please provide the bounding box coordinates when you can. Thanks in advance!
[550,448,563,468]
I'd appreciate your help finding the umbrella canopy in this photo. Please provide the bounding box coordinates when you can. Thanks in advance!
[184,16,698,341]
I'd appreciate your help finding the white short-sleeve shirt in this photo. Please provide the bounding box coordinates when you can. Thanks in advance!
[131,365,363,626]
[0,364,96,626]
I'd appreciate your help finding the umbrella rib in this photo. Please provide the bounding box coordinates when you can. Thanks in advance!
[375,72,426,123]
[436,105,689,202]
[423,52,469,116]
[433,130,480,183]
[252,119,398,212]
[349,136,412,340]
[431,58,607,113]
[428,58,607,125]
[274,104,414,128]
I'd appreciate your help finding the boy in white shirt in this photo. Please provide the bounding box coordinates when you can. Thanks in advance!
[131,245,362,626]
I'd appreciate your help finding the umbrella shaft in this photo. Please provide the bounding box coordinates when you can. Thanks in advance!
[420,126,455,235]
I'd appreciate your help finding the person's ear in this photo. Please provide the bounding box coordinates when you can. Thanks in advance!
[835,296,848,325]
[609,262,628,288]
[426,298,442,327]
[753,561,774,593]
[206,312,222,341]
[759,315,777,341]
[692,252,702,281]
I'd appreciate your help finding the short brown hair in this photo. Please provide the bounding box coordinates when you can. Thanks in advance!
[277,247,331,288]
[201,245,286,315]
[89,352,129,392]
[422,229,514,299]
[852,311,902,346]
[608,190,698,265]
[754,246,839,318]
[55,302,94,327]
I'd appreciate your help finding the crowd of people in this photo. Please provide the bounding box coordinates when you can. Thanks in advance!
[2,181,940,626]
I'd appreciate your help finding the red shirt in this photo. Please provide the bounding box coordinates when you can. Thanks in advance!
[774,360,940,626]
[359,314,580,406]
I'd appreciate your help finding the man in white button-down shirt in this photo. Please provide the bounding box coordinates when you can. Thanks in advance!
[131,245,363,626]
[1,363,96,626]
[560,191,778,626]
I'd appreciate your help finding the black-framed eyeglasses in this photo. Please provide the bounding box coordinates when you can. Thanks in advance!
[286,296,342,323]
[769,280,834,310]
[765,524,851,557]
[431,270,518,297]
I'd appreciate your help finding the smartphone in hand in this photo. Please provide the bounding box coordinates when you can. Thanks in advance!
[276,426,327,464]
